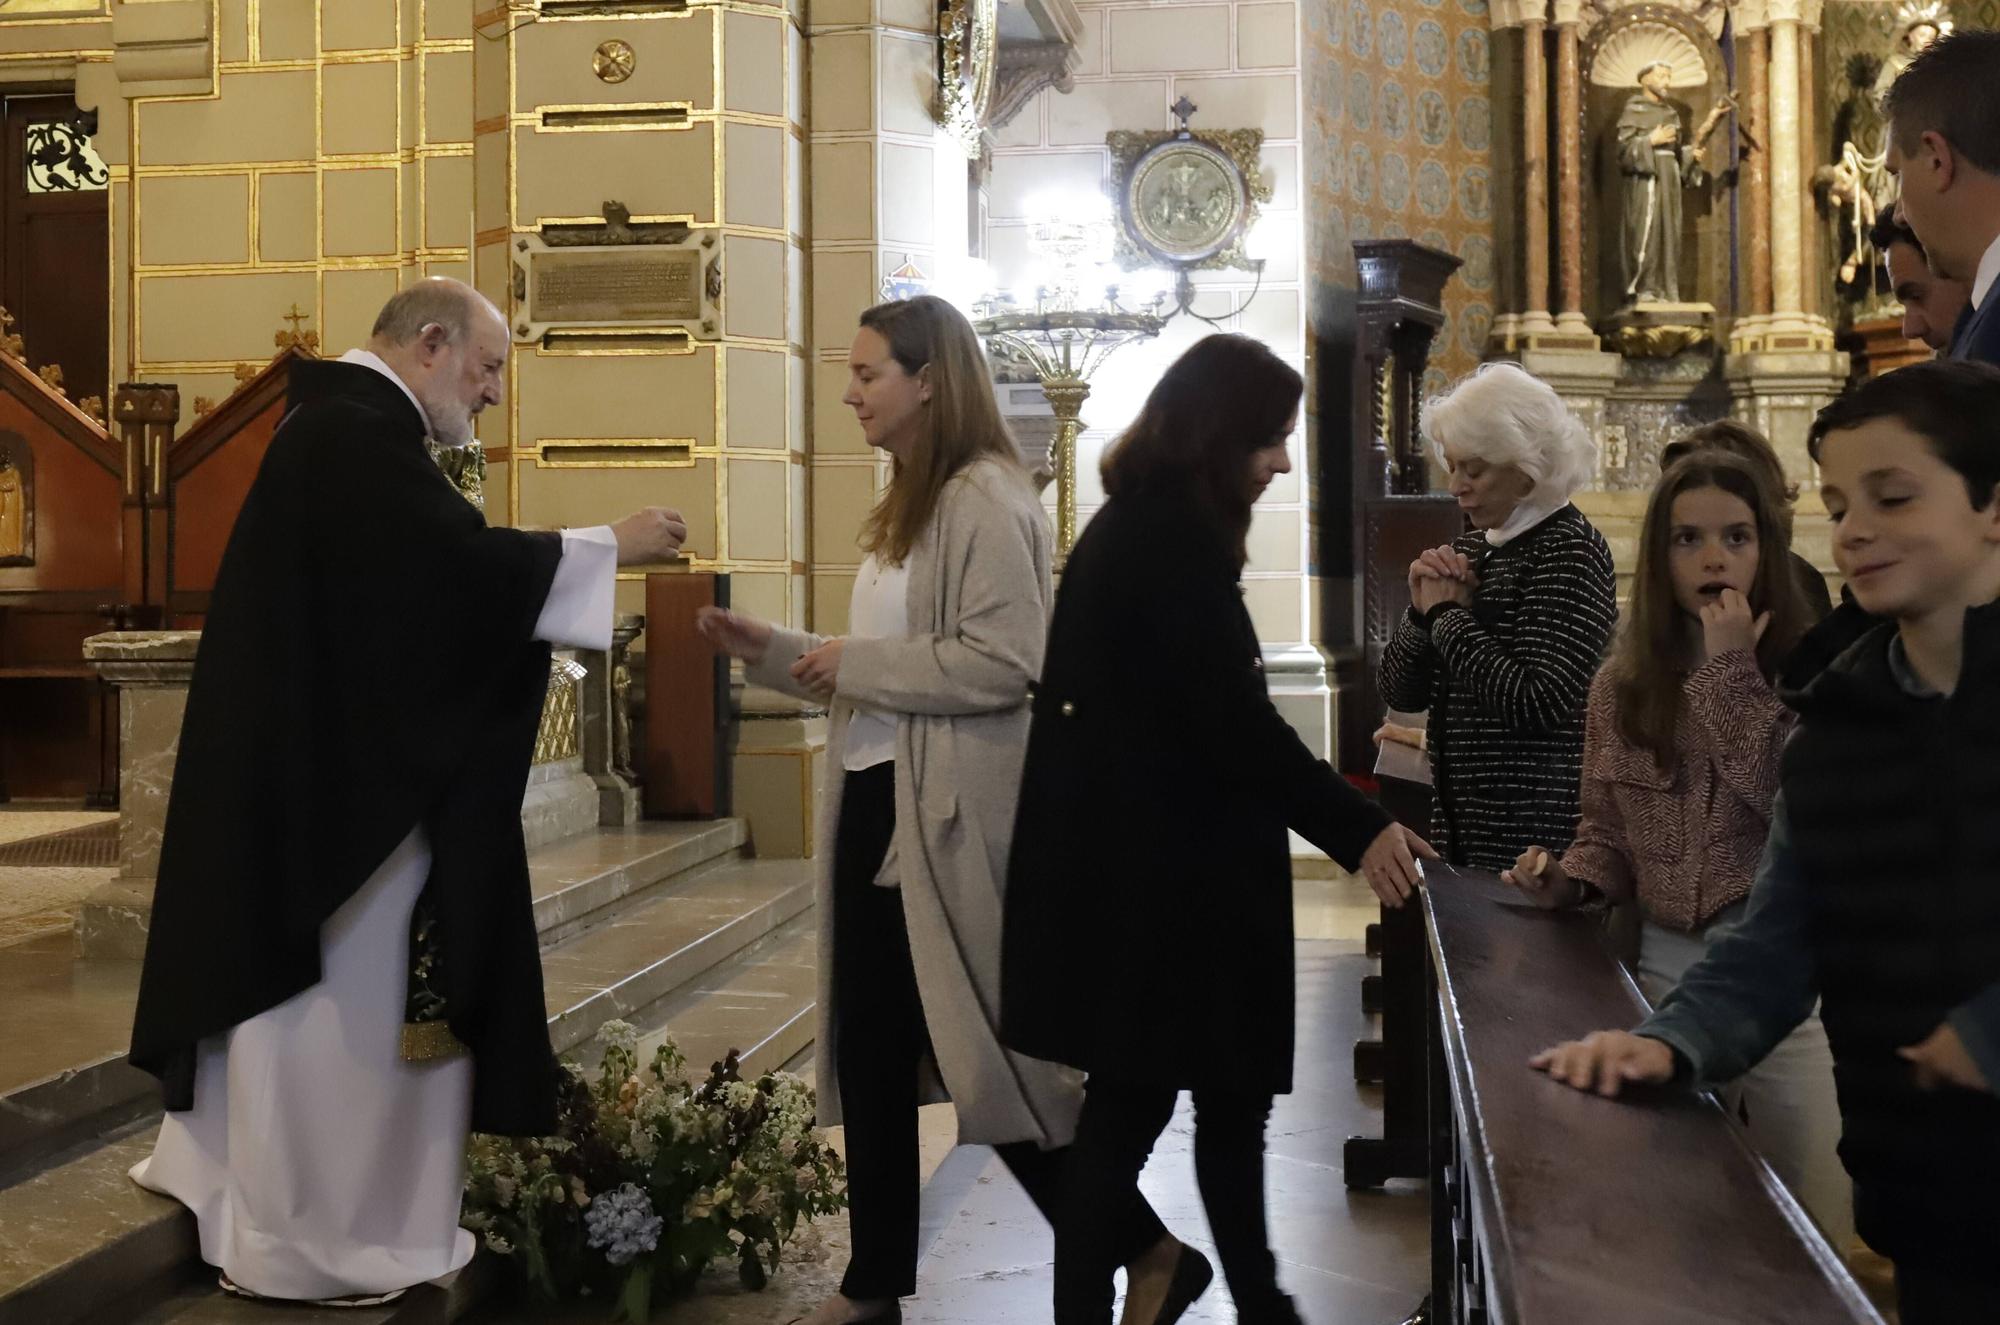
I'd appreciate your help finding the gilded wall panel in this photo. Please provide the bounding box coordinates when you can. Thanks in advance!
[510,121,718,225]
[138,270,319,363]
[322,0,400,52]
[722,235,788,341]
[424,49,474,144]
[323,167,401,257]
[729,570,788,629]
[424,155,474,249]
[138,70,317,165]
[810,249,878,351]
[428,0,473,41]
[809,32,875,134]
[877,31,939,136]
[513,12,717,113]
[812,573,858,635]
[810,140,876,242]
[518,460,720,558]
[812,359,870,452]
[723,9,788,117]
[725,346,789,448]
[218,0,249,63]
[260,2,317,61]
[513,349,720,446]
[726,457,790,561]
[474,134,507,232]
[877,141,936,247]
[323,268,403,352]
[723,120,787,230]
[138,175,252,267]
[321,62,402,157]
[809,463,881,564]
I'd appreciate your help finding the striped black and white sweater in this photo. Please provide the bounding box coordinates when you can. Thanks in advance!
[1378,503,1618,871]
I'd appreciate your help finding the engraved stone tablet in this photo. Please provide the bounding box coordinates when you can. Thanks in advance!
[511,225,723,343]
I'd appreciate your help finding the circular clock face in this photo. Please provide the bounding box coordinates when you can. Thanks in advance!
[1126,139,1248,264]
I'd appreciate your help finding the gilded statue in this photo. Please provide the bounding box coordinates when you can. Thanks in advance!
[0,444,26,562]
[1616,61,1733,305]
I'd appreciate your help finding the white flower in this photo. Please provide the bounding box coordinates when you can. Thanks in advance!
[595,1020,640,1056]
[491,1175,518,1207]
[484,1231,514,1255]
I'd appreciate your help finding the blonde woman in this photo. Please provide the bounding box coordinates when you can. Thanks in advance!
[698,296,1180,1325]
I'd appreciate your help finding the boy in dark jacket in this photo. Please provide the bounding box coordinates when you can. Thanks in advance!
[1529,360,2000,1324]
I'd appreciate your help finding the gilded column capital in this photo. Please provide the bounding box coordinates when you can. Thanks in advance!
[1799,0,1825,33]
[1550,0,1585,27]
[1734,0,1770,32]
[1490,0,1549,30]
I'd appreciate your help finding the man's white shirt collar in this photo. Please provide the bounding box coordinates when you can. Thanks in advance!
[336,348,431,439]
[1972,231,2000,312]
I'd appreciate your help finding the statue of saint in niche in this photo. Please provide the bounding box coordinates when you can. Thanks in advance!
[1615,61,1732,305]
[0,439,27,563]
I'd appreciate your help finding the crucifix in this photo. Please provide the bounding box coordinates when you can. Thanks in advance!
[1170,95,1198,138]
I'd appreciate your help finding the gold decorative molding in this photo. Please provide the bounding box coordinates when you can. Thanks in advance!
[935,0,998,158]
[534,657,588,766]
[592,40,636,84]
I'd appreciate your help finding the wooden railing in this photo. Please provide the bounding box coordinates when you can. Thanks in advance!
[1408,867,1883,1324]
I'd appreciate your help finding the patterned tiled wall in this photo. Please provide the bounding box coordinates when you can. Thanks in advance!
[1305,0,1498,399]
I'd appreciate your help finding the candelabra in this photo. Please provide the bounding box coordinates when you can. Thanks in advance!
[971,203,1166,561]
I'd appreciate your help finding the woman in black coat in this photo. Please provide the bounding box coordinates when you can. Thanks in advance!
[1001,335,1435,1325]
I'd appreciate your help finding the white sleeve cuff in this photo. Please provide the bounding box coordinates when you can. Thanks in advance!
[533,526,619,650]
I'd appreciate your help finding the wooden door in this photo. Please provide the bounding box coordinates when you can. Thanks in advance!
[0,94,110,408]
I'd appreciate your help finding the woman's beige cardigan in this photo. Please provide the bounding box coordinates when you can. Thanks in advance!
[744,457,1084,1147]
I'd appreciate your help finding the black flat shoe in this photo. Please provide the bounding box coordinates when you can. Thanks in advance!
[1151,1244,1215,1325]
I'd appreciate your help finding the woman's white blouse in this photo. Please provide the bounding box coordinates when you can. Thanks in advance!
[841,552,910,771]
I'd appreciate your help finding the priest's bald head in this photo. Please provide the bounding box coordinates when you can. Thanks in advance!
[367,277,508,447]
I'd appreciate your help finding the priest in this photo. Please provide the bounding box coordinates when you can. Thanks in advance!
[125,278,687,1306]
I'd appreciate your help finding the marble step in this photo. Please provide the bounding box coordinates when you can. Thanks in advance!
[0,861,820,1325]
[541,857,815,1057]
[0,823,750,1188]
[625,913,818,1085]
[529,818,747,948]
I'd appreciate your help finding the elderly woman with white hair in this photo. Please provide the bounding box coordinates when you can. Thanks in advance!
[1378,362,1617,871]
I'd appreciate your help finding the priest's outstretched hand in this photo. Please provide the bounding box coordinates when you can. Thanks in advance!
[611,507,687,565]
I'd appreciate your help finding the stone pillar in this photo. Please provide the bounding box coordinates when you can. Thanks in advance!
[1731,20,1773,350]
[1488,0,1555,350]
[77,632,200,960]
[1551,0,1592,340]
[1752,0,1835,351]
[1520,11,1554,337]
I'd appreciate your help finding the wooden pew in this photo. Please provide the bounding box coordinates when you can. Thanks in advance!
[0,351,122,802]
[1419,866,1883,1324]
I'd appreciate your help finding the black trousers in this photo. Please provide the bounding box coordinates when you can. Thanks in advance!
[1895,1261,2000,1325]
[1053,1076,1297,1325]
[832,763,1167,1299]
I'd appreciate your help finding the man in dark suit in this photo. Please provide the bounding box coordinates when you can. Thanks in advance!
[1869,212,1971,354]
[1882,29,2000,365]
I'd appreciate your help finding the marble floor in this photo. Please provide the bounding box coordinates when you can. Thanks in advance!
[0,808,118,946]
[475,877,1427,1324]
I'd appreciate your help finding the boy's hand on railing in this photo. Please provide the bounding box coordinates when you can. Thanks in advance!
[1501,846,1577,908]
[1529,1031,1675,1098]
[1898,1023,1992,1095]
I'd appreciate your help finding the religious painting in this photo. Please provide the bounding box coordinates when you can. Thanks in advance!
[0,431,34,567]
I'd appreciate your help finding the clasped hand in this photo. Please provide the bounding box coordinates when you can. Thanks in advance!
[1407,544,1477,615]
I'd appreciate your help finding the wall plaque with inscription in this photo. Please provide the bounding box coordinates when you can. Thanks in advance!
[510,220,722,344]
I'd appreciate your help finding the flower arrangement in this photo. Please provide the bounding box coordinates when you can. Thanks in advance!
[462,1021,847,1322]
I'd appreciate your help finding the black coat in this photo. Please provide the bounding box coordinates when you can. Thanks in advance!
[128,360,568,1136]
[1000,485,1391,1094]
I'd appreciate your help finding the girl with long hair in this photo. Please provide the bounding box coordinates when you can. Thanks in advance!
[1002,334,1435,1325]
[697,296,1175,1324]
[1502,451,1852,1248]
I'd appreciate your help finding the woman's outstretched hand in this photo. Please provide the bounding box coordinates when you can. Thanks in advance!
[1359,822,1439,909]
[695,606,773,665]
